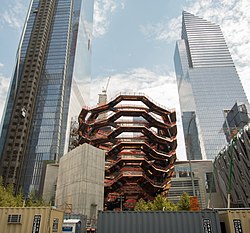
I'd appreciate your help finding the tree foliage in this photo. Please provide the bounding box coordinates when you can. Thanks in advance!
[0,177,23,207]
[135,192,190,211]
[26,190,48,207]
[0,177,49,207]
[177,192,190,211]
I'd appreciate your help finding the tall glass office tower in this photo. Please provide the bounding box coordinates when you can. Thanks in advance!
[174,11,249,160]
[0,0,94,195]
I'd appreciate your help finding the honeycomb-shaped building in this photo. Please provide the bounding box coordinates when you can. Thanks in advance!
[78,94,177,210]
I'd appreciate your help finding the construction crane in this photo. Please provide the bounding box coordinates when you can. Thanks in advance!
[98,76,111,106]
[102,76,111,94]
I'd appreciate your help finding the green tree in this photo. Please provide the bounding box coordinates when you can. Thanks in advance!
[151,194,177,211]
[162,198,178,211]
[0,177,49,207]
[150,194,165,210]
[26,190,49,207]
[135,192,190,211]
[16,190,24,207]
[134,198,149,211]
[134,194,177,211]
[177,192,190,211]
[0,177,23,207]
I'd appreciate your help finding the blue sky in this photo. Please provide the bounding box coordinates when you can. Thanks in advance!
[1,0,250,160]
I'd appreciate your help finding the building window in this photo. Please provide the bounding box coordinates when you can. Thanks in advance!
[205,172,216,193]
[8,214,22,223]
[179,171,193,177]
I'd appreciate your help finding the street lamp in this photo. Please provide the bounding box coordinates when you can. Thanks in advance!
[186,113,196,196]
[117,195,124,211]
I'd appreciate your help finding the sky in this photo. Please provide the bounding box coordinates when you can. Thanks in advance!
[1,0,250,160]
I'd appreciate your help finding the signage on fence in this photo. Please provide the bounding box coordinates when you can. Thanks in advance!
[32,215,41,233]
[233,219,243,233]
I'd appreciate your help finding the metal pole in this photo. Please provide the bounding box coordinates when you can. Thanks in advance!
[186,114,196,196]
[120,195,123,211]
[188,156,196,196]
[227,156,233,208]
[207,162,215,208]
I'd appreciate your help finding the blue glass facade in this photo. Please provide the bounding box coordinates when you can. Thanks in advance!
[0,0,93,195]
[222,102,249,142]
[174,11,249,160]
[0,0,39,161]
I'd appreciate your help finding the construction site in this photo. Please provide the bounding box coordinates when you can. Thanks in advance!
[77,93,177,210]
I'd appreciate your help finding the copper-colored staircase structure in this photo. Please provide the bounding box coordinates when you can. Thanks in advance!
[78,94,177,210]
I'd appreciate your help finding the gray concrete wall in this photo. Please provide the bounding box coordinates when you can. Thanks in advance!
[168,160,224,208]
[42,163,59,203]
[55,144,105,219]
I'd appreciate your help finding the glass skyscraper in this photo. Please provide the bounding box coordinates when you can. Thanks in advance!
[0,0,94,195]
[174,11,249,160]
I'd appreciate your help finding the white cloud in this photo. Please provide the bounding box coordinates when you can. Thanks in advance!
[93,0,119,37]
[0,74,10,120]
[0,62,10,122]
[1,1,27,29]
[91,67,177,106]
[139,16,181,43]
